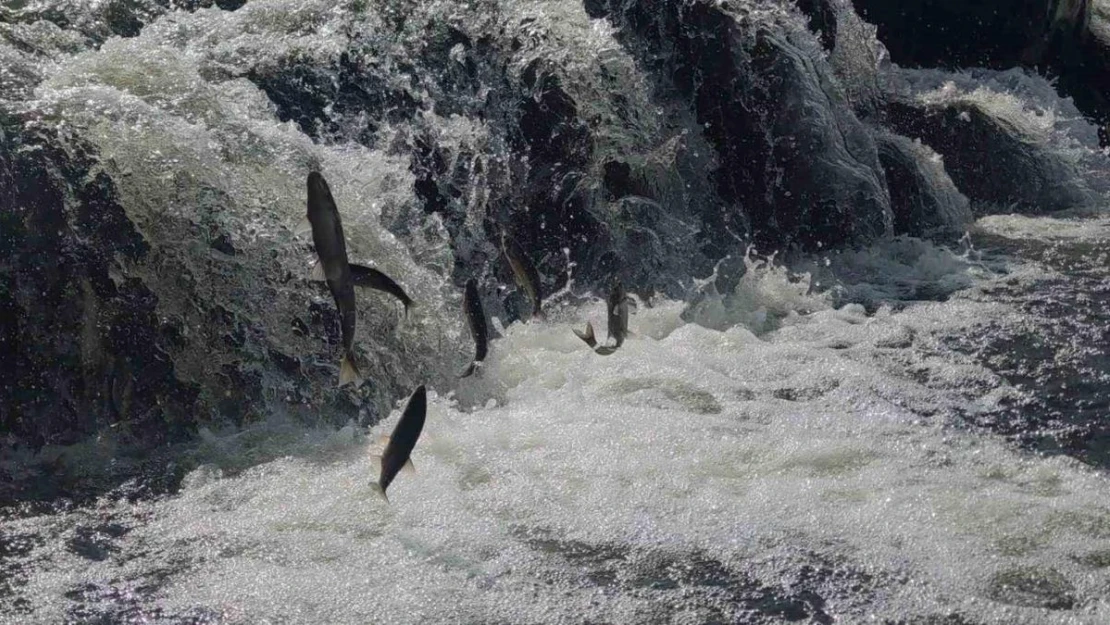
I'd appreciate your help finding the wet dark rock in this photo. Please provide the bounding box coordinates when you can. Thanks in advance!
[798,1,1110,212]
[872,131,971,236]
[593,0,892,252]
[209,233,235,256]
[796,0,839,51]
[796,0,886,115]
[853,0,1110,147]
[0,119,196,451]
[247,51,420,145]
[884,87,1104,213]
[0,112,397,505]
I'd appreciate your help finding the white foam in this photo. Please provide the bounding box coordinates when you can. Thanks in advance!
[6,240,1110,624]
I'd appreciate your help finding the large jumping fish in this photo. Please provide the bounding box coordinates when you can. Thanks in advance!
[306,172,415,385]
[306,171,363,387]
[370,385,427,502]
[348,264,414,315]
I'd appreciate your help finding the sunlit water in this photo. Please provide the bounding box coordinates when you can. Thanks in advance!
[4,225,1110,624]
[3,0,1110,622]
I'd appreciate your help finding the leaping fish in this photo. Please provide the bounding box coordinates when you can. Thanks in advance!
[305,171,363,387]
[370,385,427,502]
[606,279,631,348]
[572,280,633,356]
[459,278,488,378]
[348,264,414,315]
[500,230,544,320]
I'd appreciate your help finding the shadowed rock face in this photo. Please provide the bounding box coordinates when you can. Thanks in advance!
[872,131,971,237]
[0,117,197,449]
[0,0,1107,505]
[589,0,893,252]
[0,113,389,503]
[850,0,1110,146]
[884,89,1105,214]
[795,0,887,115]
[798,0,1110,213]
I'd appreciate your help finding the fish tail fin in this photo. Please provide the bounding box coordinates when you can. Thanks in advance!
[339,352,363,387]
[370,482,389,503]
[403,299,414,317]
[459,362,477,378]
[573,322,597,348]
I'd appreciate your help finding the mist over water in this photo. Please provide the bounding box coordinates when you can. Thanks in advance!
[2,0,1110,623]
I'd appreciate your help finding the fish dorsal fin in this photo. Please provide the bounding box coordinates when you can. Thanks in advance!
[403,459,416,474]
[310,260,326,281]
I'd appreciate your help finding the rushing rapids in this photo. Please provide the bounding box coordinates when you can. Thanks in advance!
[2,0,1110,623]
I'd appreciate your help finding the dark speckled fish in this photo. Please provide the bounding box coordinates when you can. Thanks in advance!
[572,280,632,356]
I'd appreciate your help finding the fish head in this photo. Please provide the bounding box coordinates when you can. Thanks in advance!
[306,172,335,217]
[408,384,427,415]
[607,279,625,308]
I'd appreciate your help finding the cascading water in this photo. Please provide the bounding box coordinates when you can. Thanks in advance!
[2,0,1110,623]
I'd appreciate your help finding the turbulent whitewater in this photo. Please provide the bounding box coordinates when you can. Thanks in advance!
[2,0,1110,623]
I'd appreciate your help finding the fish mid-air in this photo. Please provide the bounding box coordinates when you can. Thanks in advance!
[606,279,631,348]
[370,385,427,502]
[500,230,544,320]
[573,279,632,356]
[459,278,488,378]
[348,265,414,315]
[306,172,415,385]
[306,171,363,387]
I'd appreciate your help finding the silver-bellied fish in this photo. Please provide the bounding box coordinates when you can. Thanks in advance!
[500,230,544,320]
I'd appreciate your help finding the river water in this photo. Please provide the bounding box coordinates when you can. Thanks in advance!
[2,0,1110,623]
